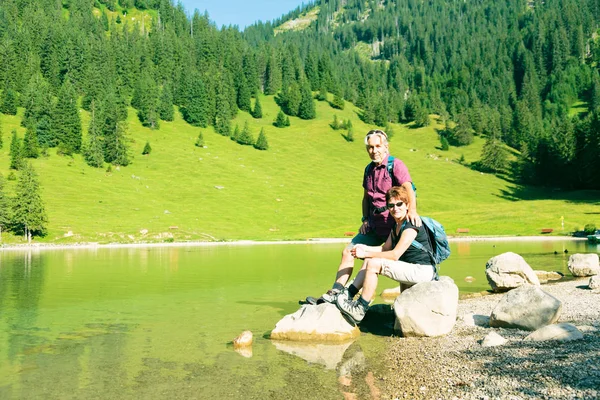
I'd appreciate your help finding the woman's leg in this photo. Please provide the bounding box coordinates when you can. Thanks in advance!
[358,259,383,302]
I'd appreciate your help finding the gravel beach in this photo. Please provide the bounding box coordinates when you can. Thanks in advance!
[381,278,600,400]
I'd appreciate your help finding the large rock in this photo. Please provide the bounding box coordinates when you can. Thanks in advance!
[590,275,600,290]
[393,276,459,337]
[481,331,508,347]
[534,270,563,284]
[568,253,600,277]
[270,303,359,342]
[490,285,562,331]
[485,252,540,292]
[524,323,583,342]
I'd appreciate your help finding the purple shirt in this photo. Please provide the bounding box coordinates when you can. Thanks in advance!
[362,155,412,239]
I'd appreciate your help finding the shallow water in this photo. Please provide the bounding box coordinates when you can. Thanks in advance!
[0,240,596,399]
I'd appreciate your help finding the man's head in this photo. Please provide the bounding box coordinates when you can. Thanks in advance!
[365,130,389,165]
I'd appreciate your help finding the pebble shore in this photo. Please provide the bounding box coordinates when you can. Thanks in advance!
[381,278,600,400]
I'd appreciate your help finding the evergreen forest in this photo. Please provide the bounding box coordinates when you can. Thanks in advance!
[0,0,599,240]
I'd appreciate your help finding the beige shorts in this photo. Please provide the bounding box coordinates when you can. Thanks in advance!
[379,258,435,285]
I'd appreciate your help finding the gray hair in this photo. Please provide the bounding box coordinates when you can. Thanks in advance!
[364,129,388,146]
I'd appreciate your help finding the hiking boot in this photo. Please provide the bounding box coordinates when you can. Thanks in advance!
[336,297,367,325]
[317,288,341,304]
[335,287,350,304]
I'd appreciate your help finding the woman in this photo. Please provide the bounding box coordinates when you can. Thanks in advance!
[336,186,436,325]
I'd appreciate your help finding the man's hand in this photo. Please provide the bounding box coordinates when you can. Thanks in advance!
[359,220,370,234]
[407,209,422,227]
[350,244,367,259]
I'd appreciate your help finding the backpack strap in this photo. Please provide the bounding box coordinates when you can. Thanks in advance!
[400,220,439,280]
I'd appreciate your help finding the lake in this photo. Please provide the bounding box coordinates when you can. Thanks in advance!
[0,239,596,399]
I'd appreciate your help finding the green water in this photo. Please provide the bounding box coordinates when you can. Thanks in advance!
[0,240,596,399]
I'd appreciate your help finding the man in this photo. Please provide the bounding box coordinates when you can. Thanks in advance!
[314,129,420,304]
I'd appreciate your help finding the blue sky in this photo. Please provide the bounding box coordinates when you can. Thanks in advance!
[179,0,309,29]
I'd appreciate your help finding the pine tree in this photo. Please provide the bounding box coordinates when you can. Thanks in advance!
[448,114,473,146]
[9,130,23,170]
[53,79,82,154]
[251,96,263,119]
[330,114,340,130]
[23,125,39,159]
[298,81,316,120]
[479,135,507,172]
[264,51,282,95]
[142,141,152,155]
[285,116,291,127]
[0,84,18,115]
[231,124,240,142]
[274,109,287,128]
[104,120,130,166]
[254,128,268,150]
[0,174,10,241]
[194,132,204,147]
[282,81,301,116]
[159,83,174,121]
[330,94,345,110]
[181,73,209,127]
[12,163,48,242]
[134,72,160,130]
[440,135,450,151]
[343,126,355,142]
[84,102,104,168]
[237,120,254,146]
[237,76,252,113]
[316,82,328,101]
[22,74,54,146]
[413,106,430,127]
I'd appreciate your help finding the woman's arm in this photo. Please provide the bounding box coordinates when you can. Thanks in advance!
[353,227,417,260]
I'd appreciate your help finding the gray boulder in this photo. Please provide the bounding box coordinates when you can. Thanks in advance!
[394,276,459,337]
[524,323,583,342]
[490,285,562,331]
[270,303,359,342]
[485,252,540,292]
[568,253,600,277]
[590,275,600,290]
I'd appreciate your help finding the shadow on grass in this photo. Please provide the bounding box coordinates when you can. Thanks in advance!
[495,184,600,204]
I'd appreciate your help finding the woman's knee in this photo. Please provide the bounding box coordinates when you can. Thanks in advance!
[366,258,383,274]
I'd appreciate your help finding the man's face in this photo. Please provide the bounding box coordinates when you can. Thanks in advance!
[366,135,389,165]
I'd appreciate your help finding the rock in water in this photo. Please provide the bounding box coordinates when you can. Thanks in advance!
[270,303,359,342]
[568,253,600,277]
[233,330,253,348]
[485,252,540,292]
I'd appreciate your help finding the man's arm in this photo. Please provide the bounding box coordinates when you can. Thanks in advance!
[402,181,421,227]
[359,189,370,234]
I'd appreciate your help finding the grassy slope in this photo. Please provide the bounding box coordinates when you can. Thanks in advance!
[1,94,598,244]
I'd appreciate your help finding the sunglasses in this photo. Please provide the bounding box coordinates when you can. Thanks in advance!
[387,201,405,209]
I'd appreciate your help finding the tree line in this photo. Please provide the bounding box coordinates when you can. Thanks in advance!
[0,0,599,189]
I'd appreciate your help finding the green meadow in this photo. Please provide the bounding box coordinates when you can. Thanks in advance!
[1,95,598,244]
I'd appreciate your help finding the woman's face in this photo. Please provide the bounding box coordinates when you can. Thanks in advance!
[386,197,407,220]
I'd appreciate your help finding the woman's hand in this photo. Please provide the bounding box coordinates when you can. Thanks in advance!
[351,244,367,259]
